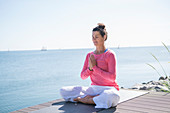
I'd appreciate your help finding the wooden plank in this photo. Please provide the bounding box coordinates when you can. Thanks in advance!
[39,102,52,107]
[10,110,26,113]
[37,99,65,107]
[130,96,170,105]
[12,100,60,113]
[29,105,47,110]
[47,99,64,104]
[138,95,170,102]
[117,104,168,113]
[115,108,147,113]
[123,98,170,108]
[17,107,37,112]
[148,91,170,96]
[147,93,170,98]
[144,94,170,98]
[97,108,144,113]
[118,102,170,112]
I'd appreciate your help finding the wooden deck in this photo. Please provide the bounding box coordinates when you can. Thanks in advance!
[100,91,170,113]
[11,91,170,113]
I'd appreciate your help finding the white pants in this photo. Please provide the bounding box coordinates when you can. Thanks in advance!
[60,85,120,109]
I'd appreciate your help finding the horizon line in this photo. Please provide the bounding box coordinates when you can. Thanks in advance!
[0,45,169,52]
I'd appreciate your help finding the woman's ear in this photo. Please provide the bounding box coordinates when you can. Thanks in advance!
[104,35,107,41]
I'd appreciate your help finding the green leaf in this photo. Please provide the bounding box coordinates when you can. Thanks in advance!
[146,63,161,77]
[162,42,170,53]
[150,53,168,77]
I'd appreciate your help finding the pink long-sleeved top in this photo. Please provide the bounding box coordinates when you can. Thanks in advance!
[80,49,119,91]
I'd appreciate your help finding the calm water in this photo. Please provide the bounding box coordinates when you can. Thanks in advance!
[0,46,169,113]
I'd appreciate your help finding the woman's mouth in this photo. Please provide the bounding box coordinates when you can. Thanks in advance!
[93,41,97,44]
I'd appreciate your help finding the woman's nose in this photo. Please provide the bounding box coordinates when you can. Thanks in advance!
[93,37,96,40]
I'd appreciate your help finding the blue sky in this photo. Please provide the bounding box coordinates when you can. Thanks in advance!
[0,0,170,51]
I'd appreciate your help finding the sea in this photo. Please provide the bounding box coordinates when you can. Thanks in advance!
[0,46,169,113]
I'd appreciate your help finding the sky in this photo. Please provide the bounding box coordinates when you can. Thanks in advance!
[0,0,170,51]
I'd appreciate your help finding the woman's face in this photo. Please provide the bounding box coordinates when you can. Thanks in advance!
[92,31,105,47]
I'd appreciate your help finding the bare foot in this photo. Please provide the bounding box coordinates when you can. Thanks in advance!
[73,95,99,104]
[73,97,81,102]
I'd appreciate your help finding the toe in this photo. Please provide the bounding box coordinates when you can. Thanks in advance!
[73,97,79,101]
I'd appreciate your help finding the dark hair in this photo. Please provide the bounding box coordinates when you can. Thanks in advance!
[92,23,108,41]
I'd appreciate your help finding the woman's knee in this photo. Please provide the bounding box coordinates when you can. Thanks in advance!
[82,87,96,95]
[60,86,82,96]
[111,94,120,106]
[102,90,120,106]
[103,89,115,95]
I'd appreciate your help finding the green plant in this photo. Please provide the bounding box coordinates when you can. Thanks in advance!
[146,63,162,77]
[162,42,170,53]
[162,81,170,93]
[146,42,170,92]
[146,42,169,78]
[149,53,168,78]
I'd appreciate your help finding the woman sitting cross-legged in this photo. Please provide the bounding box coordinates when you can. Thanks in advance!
[60,23,120,109]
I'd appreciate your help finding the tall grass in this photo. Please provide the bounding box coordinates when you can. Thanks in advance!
[146,42,169,78]
[146,42,170,92]
[162,42,170,53]
[146,63,162,77]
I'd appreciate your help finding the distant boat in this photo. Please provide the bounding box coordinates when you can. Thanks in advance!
[117,45,120,49]
[41,47,47,51]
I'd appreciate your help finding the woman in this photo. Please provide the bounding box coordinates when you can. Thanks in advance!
[60,23,120,109]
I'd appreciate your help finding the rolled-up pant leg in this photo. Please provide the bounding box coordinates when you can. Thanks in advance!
[93,89,120,109]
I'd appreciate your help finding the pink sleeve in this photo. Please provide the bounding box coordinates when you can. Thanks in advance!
[92,52,116,81]
[80,53,93,80]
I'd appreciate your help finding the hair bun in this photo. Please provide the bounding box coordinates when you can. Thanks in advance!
[97,23,105,29]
